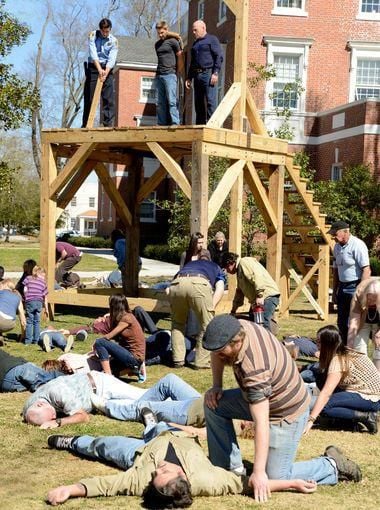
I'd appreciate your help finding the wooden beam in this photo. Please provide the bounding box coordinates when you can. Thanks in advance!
[203,142,286,165]
[56,160,95,211]
[86,77,103,128]
[246,89,268,136]
[208,159,245,226]
[49,142,97,198]
[191,141,209,237]
[281,258,325,317]
[207,82,242,128]
[244,161,278,230]
[317,244,331,319]
[228,171,244,299]
[232,0,249,131]
[40,142,58,317]
[147,142,191,199]
[266,165,285,283]
[137,164,167,204]
[223,0,238,15]
[95,162,132,226]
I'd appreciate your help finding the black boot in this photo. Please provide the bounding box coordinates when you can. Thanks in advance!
[353,411,378,434]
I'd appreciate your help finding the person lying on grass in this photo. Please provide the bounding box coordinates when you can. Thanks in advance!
[46,411,320,508]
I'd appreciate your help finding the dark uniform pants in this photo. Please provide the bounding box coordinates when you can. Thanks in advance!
[82,64,115,127]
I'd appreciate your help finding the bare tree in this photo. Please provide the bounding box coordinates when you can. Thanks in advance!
[122,0,175,38]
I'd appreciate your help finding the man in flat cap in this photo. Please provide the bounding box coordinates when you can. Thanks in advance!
[202,315,362,503]
[328,221,371,343]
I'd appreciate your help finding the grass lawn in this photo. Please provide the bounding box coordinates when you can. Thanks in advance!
[0,304,379,508]
[0,245,115,272]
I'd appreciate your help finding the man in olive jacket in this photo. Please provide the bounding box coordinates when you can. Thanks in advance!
[47,422,317,507]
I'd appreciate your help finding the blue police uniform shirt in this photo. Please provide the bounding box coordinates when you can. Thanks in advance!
[333,234,370,283]
[188,33,223,79]
[88,30,118,69]
[177,260,225,288]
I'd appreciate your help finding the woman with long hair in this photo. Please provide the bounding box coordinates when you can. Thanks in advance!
[93,294,146,382]
[179,232,210,268]
[304,325,380,435]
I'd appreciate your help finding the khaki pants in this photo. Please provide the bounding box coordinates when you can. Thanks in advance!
[170,277,214,367]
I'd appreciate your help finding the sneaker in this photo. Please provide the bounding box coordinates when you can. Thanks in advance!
[140,407,158,427]
[64,335,74,353]
[48,435,78,451]
[324,445,362,482]
[42,334,51,352]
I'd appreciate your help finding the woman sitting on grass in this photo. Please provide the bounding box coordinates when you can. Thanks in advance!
[0,279,26,342]
[304,325,380,435]
[93,294,146,382]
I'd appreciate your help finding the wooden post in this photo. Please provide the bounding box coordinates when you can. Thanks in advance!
[40,140,58,318]
[318,244,330,319]
[231,0,249,131]
[266,165,285,283]
[124,156,144,296]
[279,247,290,318]
[191,141,208,239]
[86,78,103,128]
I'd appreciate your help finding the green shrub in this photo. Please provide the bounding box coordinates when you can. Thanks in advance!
[69,236,112,248]
[370,257,380,276]
[143,244,181,264]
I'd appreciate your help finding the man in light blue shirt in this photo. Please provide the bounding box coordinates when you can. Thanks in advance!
[82,18,118,127]
[329,221,371,344]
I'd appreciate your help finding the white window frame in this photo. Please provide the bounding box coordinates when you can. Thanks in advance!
[198,0,205,20]
[272,0,308,17]
[263,37,313,113]
[331,164,343,182]
[347,41,380,102]
[70,196,77,207]
[89,197,95,208]
[357,0,380,20]
[140,76,156,104]
[140,191,157,223]
[217,1,227,26]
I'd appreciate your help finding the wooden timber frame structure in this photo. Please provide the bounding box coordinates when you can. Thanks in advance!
[40,0,333,318]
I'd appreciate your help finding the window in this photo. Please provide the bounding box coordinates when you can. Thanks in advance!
[218,1,227,24]
[272,55,300,109]
[355,59,380,99]
[140,192,156,223]
[70,218,76,228]
[198,0,205,19]
[71,196,77,207]
[331,165,343,181]
[272,0,307,16]
[263,37,312,113]
[361,0,380,13]
[140,77,156,103]
[347,42,380,102]
[89,197,95,207]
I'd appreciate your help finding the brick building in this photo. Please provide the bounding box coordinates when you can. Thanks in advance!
[186,0,380,180]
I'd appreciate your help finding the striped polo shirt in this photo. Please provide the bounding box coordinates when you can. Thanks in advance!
[24,276,48,303]
[233,320,310,424]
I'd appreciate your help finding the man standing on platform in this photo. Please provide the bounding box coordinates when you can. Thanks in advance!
[185,20,223,124]
[154,21,184,126]
[222,252,280,332]
[82,18,118,128]
[329,221,371,344]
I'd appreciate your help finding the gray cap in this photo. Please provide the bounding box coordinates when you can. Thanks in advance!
[203,314,241,351]
[327,220,349,234]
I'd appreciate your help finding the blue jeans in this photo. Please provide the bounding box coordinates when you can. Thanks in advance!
[72,421,175,470]
[25,300,43,344]
[105,373,200,424]
[94,338,140,370]
[322,390,380,420]
[155,74,180,126]
[38,331,67,351]
[1,362,62,392]
[193,69,217,124]
[337,281,358,344]
[205,388,337,484]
